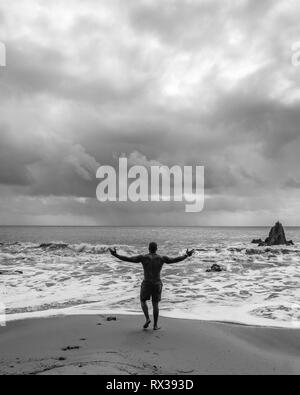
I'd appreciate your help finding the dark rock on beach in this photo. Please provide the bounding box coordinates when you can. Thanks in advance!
[252,222,294,247]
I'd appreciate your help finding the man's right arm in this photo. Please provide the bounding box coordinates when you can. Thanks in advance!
[109,248,142,263]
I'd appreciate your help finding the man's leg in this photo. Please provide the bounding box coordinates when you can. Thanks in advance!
[152,301,160,330]
[141,301,151,329]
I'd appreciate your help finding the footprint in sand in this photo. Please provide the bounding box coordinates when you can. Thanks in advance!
[61,346,81,351]
[106,317,117,322]
[177,369,194,374]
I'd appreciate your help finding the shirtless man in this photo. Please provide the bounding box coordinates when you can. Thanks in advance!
[109,242,195,330]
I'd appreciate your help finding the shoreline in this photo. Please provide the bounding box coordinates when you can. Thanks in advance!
[4,310,299,330]
[1,314,300,375]
[4,304,300,330]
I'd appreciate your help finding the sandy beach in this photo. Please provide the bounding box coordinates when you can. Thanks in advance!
[0,314,300,375]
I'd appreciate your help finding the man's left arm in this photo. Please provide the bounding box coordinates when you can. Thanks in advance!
[163,249,195,264]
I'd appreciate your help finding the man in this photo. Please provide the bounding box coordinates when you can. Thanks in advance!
[109,242,195,330]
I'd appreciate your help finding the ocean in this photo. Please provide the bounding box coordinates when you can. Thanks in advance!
[1,226,300,328]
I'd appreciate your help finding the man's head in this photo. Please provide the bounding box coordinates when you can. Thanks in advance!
[149,242,158,254]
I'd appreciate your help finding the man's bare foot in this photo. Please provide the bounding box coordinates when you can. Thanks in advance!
[153,326,161,331]
[143,319,151,329]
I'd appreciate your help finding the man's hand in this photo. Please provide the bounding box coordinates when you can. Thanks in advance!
[109,247,117,256]
[186,249,195,257]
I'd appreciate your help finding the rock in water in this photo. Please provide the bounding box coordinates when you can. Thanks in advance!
[206,264,224,273]
[266,222,287,245]
[251,239,263,244]
[252,222,294,246]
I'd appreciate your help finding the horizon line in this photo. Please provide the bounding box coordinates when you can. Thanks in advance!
[0,225,300,228]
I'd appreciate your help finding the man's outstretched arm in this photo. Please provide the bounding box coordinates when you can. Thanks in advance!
[163,249,195,265]
[109,248,142,263]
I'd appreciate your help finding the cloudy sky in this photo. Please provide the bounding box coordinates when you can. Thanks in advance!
[0,0,300,226]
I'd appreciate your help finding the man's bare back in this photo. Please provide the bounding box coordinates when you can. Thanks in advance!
[140,253,164,283]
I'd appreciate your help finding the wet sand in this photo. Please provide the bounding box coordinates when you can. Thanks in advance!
[0,315,300,375]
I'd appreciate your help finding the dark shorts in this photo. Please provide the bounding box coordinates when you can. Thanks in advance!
[140,281,163,303]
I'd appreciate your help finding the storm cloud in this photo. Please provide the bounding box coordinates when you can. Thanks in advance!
[0,0,300,225]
